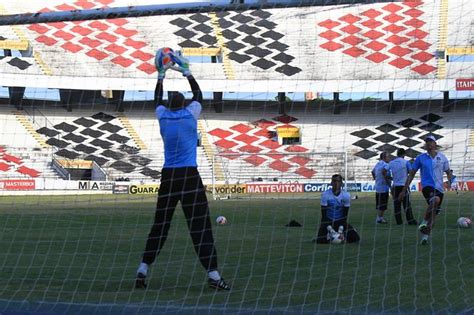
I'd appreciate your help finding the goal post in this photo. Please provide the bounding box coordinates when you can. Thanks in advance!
[210,151,348,200]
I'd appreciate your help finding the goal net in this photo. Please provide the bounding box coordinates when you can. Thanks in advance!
[0,0,473,314]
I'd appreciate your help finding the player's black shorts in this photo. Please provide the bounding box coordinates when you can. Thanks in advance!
[392,186,407,199]
[158,167,207,205]
[422,186,444,206]
[375,192,389,211]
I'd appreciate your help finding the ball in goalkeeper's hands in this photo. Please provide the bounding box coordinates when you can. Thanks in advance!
[155,47,175,72]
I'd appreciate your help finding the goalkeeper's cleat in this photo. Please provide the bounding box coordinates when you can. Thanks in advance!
[407,220,418,226]
[208,278,231,291]
[135,272,147,289]
[418,223,430,234]
[376,218,388,224]
[420,235,429,245]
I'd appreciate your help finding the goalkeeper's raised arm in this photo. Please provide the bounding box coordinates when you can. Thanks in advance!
[171,51,203,104]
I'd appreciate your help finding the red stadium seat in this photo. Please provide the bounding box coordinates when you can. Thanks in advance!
[2,154,22,164]
[17,165,41,178]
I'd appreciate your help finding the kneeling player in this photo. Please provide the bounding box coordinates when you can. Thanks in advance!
[314,174,360,244]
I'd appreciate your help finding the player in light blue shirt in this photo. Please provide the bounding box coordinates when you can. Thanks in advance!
[388,148,417,225]
[314,174,360,243]
[399,135,454,245]
[371,152,391,224]
[136,50,229,290]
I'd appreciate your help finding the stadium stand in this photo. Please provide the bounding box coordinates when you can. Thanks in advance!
[0,145,51,179]
[0,0,471,184]
[1,100,472,184]
[201,104,474,183]
[0,1,471,95]
[31,108,164,180]
[0,105,216,182]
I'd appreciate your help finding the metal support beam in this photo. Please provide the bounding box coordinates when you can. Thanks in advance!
[333,92,340,114]
[213,92,223,113]
[111,90,125,112]
[5,49,26,109]
[8,87,26,109]
[442,91,451,112]
[278,92,286,114]
[387,91,396,113]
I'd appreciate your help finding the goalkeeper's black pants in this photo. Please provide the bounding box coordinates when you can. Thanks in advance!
[392,186,416,225]
[316,219,360,244]
[142,167,218,271]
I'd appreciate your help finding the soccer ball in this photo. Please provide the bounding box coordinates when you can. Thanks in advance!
[155,47,175,70]
[329,232,345,244]
[327,225,345,244]
[457,217,472,228]
[216,216,227,225]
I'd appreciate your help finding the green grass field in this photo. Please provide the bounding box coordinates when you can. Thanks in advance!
[0,192,473,314]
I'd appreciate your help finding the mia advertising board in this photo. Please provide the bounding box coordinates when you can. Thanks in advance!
[78,181,114,190]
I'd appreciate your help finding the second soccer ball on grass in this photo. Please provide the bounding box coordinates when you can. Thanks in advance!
[457,217,472,228]
[216,216,228,225]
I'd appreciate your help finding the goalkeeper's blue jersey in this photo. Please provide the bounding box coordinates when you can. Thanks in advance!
[320,189,351,221]
[156,101,201,168]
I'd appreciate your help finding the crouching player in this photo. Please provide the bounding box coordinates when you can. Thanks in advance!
[314,174,360,244]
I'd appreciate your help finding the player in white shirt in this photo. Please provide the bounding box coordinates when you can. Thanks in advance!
[314,174,360,243]
[371,152,391,224]
[388,148,417,225]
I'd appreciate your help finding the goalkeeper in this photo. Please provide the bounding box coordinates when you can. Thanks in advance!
[314,174,360,243]
[135,50,230,291]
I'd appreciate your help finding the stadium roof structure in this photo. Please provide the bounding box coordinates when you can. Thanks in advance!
[0,0,472,93]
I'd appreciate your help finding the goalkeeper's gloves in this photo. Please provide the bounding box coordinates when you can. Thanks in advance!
[154,53,172,80]
[156,62,171,80]
[170,50,191,77]
[326,225,336,240]
[155,62,168,80]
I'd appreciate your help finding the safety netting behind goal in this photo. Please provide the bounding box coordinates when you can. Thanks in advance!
[0,0,473,314]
